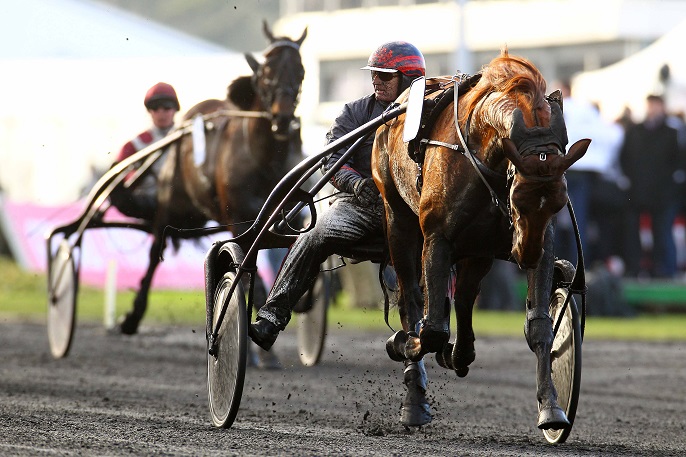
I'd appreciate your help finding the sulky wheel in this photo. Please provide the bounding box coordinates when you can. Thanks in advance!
[541,287,582,444]
[296,259,333,367]
[207,269,248,428]
[47,239,79,359]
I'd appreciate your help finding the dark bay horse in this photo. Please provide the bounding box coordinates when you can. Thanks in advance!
[372,50,590,429]
[118,21,307,336]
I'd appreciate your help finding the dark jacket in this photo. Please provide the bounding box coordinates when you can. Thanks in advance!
[323,94,390,193]
[619,117,681,208]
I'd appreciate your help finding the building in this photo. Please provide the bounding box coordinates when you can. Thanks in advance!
[273,0,686,138]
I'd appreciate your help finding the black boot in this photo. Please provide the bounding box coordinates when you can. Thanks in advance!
[248,319,280,351]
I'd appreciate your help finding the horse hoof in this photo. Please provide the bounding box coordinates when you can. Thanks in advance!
[405,332,426,362]
[386,331,408,362]
[419,327,449,354]
[435,343,454,370]
[454,366,469,378]
[400,401,432,427]
[118,314,140,335]
[537,406,570,430]
[451,346,475,377]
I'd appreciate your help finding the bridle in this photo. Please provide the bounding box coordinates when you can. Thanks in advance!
[252,40,304,138]
[449,80,567,226]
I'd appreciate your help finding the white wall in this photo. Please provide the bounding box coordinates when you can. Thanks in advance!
[573,19,686,121]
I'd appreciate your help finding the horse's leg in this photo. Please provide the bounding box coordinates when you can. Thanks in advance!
[525,225,570,429]
[401,358,431,426]
[383,198,423,350]
[383,200,431,426]
[119,234,164,335]
[416,232,452,354]
[444,257,493,377]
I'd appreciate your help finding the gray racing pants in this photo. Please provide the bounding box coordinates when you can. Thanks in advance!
[257,193,384,329]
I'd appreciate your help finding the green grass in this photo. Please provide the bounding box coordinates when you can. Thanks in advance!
[3,256,686,341]
[328,306,686,341]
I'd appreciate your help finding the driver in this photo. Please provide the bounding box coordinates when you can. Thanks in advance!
[109,82,180,220]
[250,41,426,349]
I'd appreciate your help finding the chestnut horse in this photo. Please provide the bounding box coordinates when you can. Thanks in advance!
[372,50,590,429]
[118,22,307,337]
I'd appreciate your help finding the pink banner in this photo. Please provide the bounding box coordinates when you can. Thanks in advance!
[1,198,276,290]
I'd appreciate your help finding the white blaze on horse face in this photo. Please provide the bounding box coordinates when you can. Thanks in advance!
[539,196,546,210]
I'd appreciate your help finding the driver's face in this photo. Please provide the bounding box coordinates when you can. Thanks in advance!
[371,71,401,103]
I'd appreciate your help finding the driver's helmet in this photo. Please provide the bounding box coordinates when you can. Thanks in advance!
[144,82,180,111]
[361,41,426,78]
[361,41,425,96]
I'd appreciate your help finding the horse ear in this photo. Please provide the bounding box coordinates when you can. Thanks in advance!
[245,53,260,74]
[501,138,524,170]
[549,102,568,148]
[547,89,563,112]
[509,108,527,146]
[563,138,591,169]
[262,20,275,42]
[296,27,308,46]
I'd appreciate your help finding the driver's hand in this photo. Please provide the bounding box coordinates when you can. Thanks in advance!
[353,178,379,207]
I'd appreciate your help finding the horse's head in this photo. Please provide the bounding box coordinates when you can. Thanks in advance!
[245,20,307,141]
[502,101,590,268]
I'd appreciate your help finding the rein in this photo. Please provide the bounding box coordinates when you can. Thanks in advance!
[179,110,272,130]
[451,88,509,218]
[419,80,565,225]
[420,78,509,219]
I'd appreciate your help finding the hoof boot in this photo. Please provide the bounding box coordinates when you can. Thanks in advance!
[386,331,408,362]
[419,327,449,354]
[400,366,432,427]
[435,343,454,369]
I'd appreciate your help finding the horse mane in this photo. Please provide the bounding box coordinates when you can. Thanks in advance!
[459,48,547,128]
[226,75,256,110]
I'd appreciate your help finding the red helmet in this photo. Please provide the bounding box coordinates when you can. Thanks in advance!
[144,82,180,110]
[361,41,426,78]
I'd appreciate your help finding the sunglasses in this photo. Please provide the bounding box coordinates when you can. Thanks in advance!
[371,71,398,82]
[149,103,176,112]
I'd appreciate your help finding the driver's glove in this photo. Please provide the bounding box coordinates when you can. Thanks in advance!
[352,178,379,207]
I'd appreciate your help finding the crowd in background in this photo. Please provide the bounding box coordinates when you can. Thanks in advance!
[479,81,686,314]
[556,82,686,282]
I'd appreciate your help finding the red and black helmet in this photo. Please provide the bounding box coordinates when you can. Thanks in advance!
[361,41,426,78]
[144,82,180,111]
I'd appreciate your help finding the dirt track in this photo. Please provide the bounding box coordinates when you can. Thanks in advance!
[1,320,685,456]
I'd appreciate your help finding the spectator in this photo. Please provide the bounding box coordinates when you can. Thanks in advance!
[619,94,682,278]
[585,103,627,266]
[553,80,623,266]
